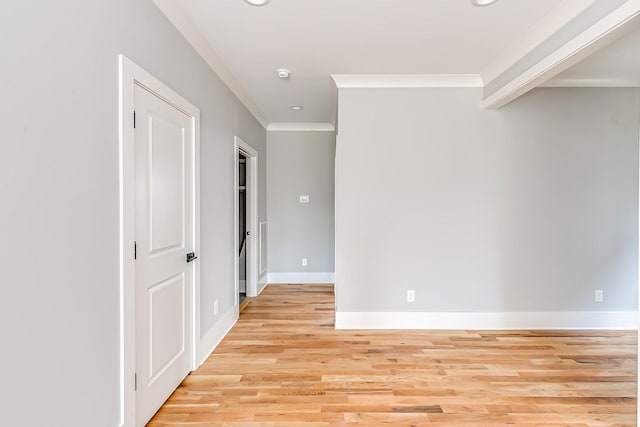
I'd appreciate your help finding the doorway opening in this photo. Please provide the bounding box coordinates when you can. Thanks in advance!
[234,137,259,307]
[238,152,247,305]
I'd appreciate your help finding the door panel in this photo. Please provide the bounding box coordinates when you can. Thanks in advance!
[135,84,194,426]
[148,115,185,254]
[149,273,185,383]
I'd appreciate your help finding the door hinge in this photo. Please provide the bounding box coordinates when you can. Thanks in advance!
[134,241,137,260]
[133,110,136,129]
[134,373,137,391]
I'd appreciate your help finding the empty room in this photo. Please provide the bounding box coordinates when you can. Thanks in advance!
[2,0,639,426]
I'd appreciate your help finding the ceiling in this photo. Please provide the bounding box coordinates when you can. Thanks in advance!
[156,0,635,127]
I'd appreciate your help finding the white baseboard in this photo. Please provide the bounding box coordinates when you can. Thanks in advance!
[197,305,238,366]
[335,310,638,330]
[267,272,335,284]
[257,273,268,295]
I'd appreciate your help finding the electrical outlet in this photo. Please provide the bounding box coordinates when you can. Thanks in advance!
[214,299,219,315]
[407,290,415,303]
[594,290,603,303]
[302,258,308,267]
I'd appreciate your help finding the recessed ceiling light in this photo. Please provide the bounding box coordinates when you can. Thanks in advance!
[277,69,290,79]
[244,0,270,6]
[290,105,303,111]
[471,0,498,6]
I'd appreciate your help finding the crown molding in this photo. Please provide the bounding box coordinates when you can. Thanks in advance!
[267,123,335,132]
[331,74,483,88]
[153,0,268,129]
[542,77,640,87]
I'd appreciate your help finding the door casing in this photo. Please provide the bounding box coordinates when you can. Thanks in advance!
[119,55,201,427]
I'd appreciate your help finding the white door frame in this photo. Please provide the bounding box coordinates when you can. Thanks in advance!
[234,137,259,300]
[119,55,201,427]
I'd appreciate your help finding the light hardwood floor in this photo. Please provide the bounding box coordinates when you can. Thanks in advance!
[149,284,637,426]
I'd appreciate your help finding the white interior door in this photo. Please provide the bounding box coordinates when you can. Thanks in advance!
[134,84,194,426]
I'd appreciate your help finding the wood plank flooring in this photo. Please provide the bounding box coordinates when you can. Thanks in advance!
[148,284,637,426]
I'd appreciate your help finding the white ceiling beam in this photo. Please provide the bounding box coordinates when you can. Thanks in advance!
[480,0,594,85]
[483,0,640,109]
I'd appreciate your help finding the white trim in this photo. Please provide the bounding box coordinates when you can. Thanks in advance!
[331,74,483,88]
[637,101,640,427]
[329,76,338,132]
[268,272,335,284]
[197,305,238,366]
[335,311,638,330]
[483,1,640,109]
[119,55,201,427]
[481,0,593,85]
[118,54,132,427]
[152,0,268,128]
[334,134,340,314]
[247,155,258,297]
[235,137,259,298]
[258,221,267,276]
[234,143,239,309]
[257,272,268,295]
[192,90,202,377]
[267,123,335,132]
[541,77,640,87]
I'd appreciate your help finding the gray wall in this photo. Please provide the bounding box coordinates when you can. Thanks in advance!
[267,131,336,273]
[336,87,638,313]
[0,0,265,425]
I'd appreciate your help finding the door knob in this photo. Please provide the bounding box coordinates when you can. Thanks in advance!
[186,252,198,263]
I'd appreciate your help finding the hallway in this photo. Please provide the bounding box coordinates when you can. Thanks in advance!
[149,284,636,426]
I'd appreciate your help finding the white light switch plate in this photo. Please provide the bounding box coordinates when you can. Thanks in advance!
[299,195,309,203]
